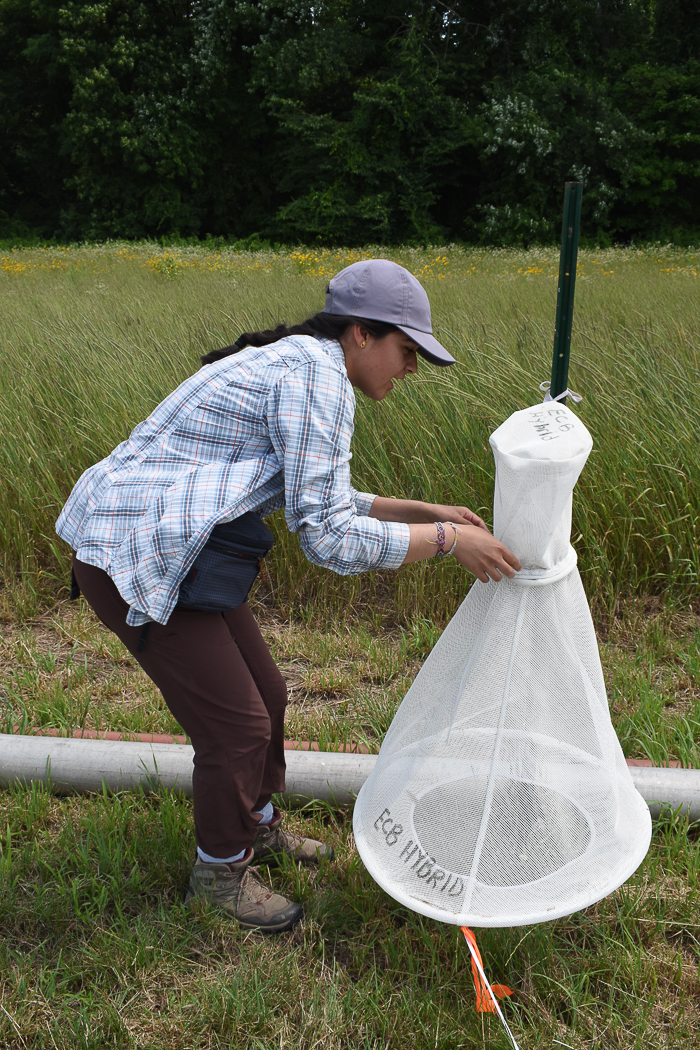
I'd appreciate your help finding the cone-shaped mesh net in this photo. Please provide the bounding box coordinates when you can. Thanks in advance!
[354,403,651,927]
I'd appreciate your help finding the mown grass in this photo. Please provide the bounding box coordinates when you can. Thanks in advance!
[0,596,698,1048]
[0,780,697,1050]
[0,244,699,1048]
[0,789,696,1050]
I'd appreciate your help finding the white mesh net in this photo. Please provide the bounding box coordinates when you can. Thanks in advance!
[354,402,651,927]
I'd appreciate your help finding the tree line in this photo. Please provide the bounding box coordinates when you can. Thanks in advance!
[1,0,699,245]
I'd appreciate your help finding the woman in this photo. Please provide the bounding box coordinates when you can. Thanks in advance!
[56,259,521,934]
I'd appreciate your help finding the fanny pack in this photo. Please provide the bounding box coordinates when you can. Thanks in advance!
[177,512,275,612]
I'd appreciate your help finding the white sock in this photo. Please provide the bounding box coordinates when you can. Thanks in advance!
[255,802,274,825]
[196,803,274,863]
[197,846,246,864]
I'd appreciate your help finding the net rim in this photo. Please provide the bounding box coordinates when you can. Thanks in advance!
[353,787,652,927]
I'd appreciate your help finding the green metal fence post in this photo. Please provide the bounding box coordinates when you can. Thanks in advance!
[550,182,583,405]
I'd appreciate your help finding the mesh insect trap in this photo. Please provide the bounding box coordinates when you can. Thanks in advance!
[354,402,651,927]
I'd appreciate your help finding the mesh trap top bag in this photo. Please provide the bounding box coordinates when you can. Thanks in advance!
[353,403,651,927]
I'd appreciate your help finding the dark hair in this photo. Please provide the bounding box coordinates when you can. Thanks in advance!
[200,313,398,366]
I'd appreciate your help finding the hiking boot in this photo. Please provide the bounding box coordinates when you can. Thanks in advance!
[254,807,335,866]
[185,848,303,933]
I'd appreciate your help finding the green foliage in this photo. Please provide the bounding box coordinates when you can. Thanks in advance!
[1,0,700,242]
[248,2,467,244]
[0,0,71,232]
[468,74,656,244]
[611,61,700,239]
[57,0,203,237]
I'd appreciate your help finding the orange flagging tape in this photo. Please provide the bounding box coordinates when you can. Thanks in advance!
[461,926,513,1012]
[461,927,520,1050]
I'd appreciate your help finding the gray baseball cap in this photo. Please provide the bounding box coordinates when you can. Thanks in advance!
[323,258,455,366]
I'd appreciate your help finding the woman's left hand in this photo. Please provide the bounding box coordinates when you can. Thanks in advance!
[428,504,489,533]
[368,496,490,531]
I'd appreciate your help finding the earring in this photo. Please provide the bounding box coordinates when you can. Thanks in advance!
[360,340,366,348]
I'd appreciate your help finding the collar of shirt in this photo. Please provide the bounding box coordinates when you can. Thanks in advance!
[317,337,347,373]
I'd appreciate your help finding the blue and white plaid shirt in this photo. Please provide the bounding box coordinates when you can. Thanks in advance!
[56,336,410,625]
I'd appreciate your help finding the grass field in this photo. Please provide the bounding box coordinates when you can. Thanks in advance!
[0,244,698,1048]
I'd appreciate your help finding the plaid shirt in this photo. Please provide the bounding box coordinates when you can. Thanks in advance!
[56,336,410,625]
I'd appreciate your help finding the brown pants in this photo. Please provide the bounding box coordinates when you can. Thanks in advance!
[72,558,287,858]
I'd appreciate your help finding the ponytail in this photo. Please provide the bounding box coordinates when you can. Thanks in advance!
[200,313,397,366]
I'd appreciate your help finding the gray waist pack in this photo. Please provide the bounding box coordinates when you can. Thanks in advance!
[177,512,275,612]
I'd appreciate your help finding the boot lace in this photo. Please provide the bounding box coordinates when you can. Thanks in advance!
[240,865,274,904]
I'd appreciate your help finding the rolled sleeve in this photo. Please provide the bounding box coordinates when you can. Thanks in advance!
[352,489,378,516]
[268,361,410,574]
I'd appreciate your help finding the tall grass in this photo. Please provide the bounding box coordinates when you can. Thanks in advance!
[1,243,698,622]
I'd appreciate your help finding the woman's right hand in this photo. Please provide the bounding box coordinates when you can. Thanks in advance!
[450,522,522,582]
[403,521,521,580]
